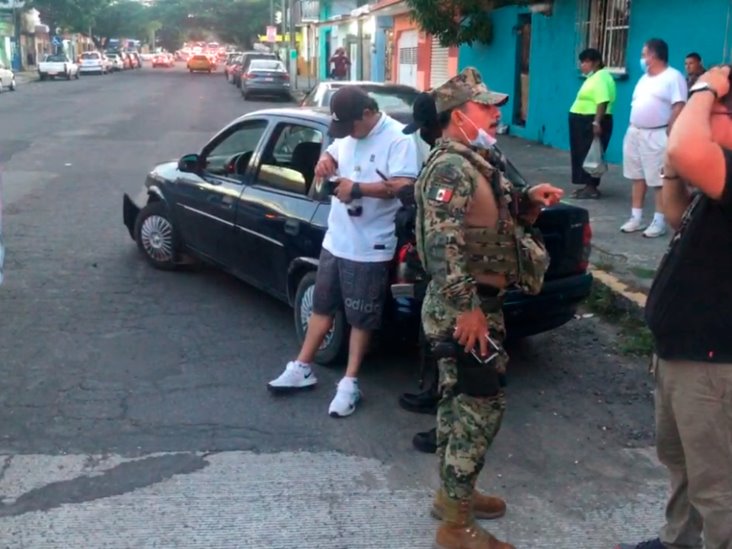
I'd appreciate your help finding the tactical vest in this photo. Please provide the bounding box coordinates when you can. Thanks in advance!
[418,140,549,296]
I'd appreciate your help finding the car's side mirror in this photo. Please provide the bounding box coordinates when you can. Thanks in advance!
[178,153,201,173]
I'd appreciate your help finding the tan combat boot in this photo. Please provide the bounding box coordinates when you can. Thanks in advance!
[431,488,507,520]
[434,497,515,549]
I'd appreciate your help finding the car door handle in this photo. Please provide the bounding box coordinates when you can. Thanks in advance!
[284,219,300,235]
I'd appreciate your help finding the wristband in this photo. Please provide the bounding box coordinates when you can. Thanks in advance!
[351,182,363,199]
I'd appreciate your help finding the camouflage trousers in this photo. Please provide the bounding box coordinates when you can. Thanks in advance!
[422,287,508,501]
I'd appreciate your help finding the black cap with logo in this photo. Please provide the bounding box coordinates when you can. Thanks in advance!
[328,86,375,138]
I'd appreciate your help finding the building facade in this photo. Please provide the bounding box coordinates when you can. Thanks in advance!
[458,0,732,163]
[315,0,458,88]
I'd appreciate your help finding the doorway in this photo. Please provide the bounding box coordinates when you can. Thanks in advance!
[513,14,531,126]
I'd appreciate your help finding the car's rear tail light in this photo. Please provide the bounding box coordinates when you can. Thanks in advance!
[245,72,254,79]
[282,73,290,81]
[578,221,592,272]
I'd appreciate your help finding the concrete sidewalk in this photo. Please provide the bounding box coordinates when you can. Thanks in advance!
[498,136,664,304]
[13,70,38,86]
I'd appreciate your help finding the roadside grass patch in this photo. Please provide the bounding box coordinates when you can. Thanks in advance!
[584,282,653,357]
[629,266,657,280]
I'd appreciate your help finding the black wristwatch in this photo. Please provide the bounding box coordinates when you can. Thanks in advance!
[351,182,363,199]
[689,82,718,99]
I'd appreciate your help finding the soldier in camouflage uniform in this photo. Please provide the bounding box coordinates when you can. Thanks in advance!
[415,68,564,549]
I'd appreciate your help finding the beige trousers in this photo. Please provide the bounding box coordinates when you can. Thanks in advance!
[655,358,732,549]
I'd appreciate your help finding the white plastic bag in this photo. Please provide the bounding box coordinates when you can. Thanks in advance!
[582,137,607,177]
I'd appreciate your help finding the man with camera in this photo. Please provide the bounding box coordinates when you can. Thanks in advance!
[616,65,732,549]
[267,86,419,418]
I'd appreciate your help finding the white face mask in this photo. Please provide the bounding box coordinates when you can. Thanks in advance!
[459,112,498,150]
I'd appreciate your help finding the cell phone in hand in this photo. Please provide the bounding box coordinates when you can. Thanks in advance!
[470,333,502,365]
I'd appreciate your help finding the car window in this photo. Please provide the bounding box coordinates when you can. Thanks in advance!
[257,123,324,195]
[46,55,66,62]
[204,120,269,178]
[249,60,285,71]
[82,53,99,60]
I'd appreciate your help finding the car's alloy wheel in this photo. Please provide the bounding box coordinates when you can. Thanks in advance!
[294,271,347,365]
[141,214,173,261]
[134,202,179,270]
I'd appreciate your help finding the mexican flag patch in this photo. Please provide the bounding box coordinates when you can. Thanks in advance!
[428,186,454,203]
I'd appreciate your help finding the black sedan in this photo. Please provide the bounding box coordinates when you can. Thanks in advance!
[123,107,593,365]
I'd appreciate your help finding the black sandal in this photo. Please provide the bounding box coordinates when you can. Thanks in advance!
[572,186,602,199]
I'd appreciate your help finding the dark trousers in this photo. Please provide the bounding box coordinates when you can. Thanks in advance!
[568,112,613,186]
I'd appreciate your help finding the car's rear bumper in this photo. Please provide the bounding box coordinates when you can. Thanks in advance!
[243,82,291,94]
[389,272,593,339]
[123,193,141,240]
[503,273,593,338]
[80,66,103,72]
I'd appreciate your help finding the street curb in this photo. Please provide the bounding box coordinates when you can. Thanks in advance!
[588,266,647,319]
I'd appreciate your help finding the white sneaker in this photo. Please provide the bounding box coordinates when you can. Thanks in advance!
[328,378,362,418]
[643,218,668,238]
[620,217,646,233]
[267,361,317,393]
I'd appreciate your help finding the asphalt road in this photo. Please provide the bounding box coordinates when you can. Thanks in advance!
[0,67,667,548]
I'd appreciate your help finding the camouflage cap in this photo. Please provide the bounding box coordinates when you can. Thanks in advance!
[432,67,509,114]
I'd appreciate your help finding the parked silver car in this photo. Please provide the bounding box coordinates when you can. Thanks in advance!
[0,61,17,92]
[240,59,291,100]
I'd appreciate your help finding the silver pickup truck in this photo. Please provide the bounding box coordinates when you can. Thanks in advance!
[38,54,80,81]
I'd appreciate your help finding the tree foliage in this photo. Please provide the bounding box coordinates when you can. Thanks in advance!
[404,0,549,47]
[27,0,111,36]
[26,0,271,52]
[151,0,271,50]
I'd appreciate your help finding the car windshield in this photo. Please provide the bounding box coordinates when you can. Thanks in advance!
[46,55,66,62]
[81,53,99,59]
[249,60,283,71]
[321,86,419,110]
[193,56,208,61]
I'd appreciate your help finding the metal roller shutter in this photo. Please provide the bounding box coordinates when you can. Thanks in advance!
[429,36,450,89]
[397,29,418,88]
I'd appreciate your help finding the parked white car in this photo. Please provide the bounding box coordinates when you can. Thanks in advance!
[38,54,80,80]
[106,53,124,72]
[79,51,109,75]
[0,61,16,92]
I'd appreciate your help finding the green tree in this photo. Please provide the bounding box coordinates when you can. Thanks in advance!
[27,0,111,37]
[148,0,271,51]
[92,0,152,48]
[404,0,549,46]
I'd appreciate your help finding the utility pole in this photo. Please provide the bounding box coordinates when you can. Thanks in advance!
[270,0,274,25]
[288,0,297,87]
[12,0,23,71]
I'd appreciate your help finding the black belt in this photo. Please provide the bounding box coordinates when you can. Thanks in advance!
[632,124,668,130]
[477,285,504,312]
[477,285,501,297]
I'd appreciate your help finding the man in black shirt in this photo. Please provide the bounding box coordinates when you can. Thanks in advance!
[617,65,732,549]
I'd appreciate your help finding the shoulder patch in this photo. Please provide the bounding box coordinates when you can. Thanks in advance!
[427,185,454,203]
[423,154,473,204]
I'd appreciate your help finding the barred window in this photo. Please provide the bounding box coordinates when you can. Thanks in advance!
[576,0,631,72]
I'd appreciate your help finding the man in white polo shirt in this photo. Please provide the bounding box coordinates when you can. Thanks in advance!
[621,38,687,238]
[267,86,420,417]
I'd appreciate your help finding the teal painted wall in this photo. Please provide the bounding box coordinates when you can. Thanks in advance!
[318,1,332,80]
[460,0,732,163]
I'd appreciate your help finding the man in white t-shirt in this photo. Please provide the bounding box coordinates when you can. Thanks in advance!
[267,86,420,417]
[621,38,687,238]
